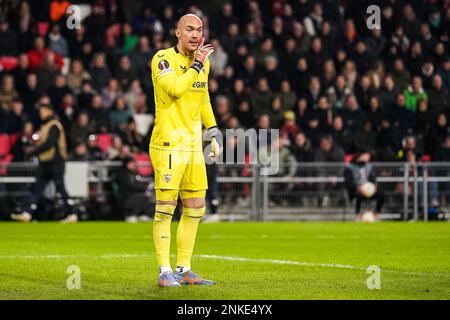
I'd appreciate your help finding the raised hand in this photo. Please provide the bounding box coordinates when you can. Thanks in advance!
[194,37,214,64]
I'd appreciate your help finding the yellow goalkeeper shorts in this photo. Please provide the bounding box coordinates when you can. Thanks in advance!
[150,147,207,191]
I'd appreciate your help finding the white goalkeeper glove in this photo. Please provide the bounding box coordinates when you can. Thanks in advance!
[206,127,222,161]
[209,136,222,160]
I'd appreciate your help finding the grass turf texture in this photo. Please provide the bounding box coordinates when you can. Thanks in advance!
[0,222,449,300]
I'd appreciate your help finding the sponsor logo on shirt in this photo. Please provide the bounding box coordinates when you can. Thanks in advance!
[192,81,207,88]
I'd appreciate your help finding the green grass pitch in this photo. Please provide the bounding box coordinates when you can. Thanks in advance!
[0,221,449,300]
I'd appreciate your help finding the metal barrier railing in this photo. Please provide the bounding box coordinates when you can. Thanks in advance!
[1,161,449,221]
[257,162,450,221]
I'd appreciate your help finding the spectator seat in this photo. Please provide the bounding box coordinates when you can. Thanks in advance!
[97,134,112,153]
[0,134,11,156]
[9,134,19,149]
[0,154,13,176]
[134,152,153,177]
[344,154,354,163]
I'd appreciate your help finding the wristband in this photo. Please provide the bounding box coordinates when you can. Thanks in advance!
[190,60,203,73]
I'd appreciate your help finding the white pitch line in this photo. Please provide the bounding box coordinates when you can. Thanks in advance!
[0,253,448,278]
[195,254,450,277]
[0,254,151,259]
[195,254,365,270]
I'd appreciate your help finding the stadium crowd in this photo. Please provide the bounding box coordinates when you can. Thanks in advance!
[0,0,450,167]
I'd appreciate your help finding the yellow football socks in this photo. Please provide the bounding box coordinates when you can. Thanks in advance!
[153,204,176,268]
[176,207,206,268]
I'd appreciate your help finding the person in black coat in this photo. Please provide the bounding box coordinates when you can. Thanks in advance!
[213,2,238,36]
[88,95,109,133]
[69,141,91,161]
[47,74,72,110]
[291,132,314,162]
[7,98,28,134]
[339,94,366,133]
[21,73,41,112]
[306,37,327,75]
[289,57,311,96]
[313,134,345,207]
[115,157,153,222]
[303,111,323,149]
[427,74,450,116]
[354,75,375,112]
[427,113,449,156]
[375,118,402,161]
[13,54,31,93]
[315,95,333,133]
[352,41,372,74]
[313,134,345,163]
[76,80,95,110]
[365,96,385,131]
[379,75,398,110]
[433,136,450,162]
[119,118,145,152]
[353,120,377,154]
[432,136,450,205]
[89,53,112,91]
[12,121,34,162]
[0,17,18,56]
[331,115,353,153]
[233,100,255,129]
[415,99,432,137]
[387,93,416,136]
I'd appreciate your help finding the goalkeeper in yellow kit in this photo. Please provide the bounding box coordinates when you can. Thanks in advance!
[149,14,221,287]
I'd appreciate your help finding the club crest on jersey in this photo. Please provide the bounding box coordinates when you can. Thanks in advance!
[158,60,170,70]
[164,174,172,183]
[180,65,187,73]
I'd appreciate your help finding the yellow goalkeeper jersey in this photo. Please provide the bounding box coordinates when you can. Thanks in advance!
[150,46,217,152]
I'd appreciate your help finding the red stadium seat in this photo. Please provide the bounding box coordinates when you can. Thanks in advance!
[0,134,11,156]
[134,152,153,176]
[0,57,19,71]
[9,134,19,149]
[97,134,112,153]
[37,22,50,37]
[344,154,354,163]
[421,154,432,162]
[0,154,13,176]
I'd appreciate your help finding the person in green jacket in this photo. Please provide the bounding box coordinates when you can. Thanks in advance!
[122,23,139,55]
[403,76,428,112]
